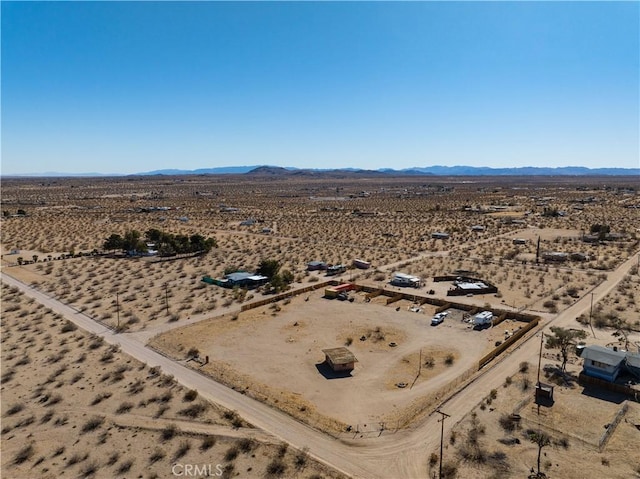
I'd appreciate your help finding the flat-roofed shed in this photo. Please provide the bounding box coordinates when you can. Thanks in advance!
[322,347,358,372]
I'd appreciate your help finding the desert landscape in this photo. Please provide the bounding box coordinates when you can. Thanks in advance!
[2,172,639,479]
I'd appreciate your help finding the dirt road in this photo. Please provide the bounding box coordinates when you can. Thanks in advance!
[2,250,637,478]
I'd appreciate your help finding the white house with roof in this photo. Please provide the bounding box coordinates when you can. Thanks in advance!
[581,345,627,382]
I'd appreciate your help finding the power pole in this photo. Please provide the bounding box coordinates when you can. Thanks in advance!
[116,292,120,331]
[589,292,596,338]
[164,283,169,315]
[436,409,450,479]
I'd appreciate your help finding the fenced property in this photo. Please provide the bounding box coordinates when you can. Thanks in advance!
[234,278,541,373]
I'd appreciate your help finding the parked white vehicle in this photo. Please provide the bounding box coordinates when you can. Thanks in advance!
[431,312,448,326]
[473,311,493,327]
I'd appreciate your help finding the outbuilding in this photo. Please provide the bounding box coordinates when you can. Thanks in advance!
[322,347,358,372]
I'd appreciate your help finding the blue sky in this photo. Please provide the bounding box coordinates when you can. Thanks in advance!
[2,1,638,175]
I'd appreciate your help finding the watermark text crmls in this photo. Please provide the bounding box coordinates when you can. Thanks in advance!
[171,463,224,477]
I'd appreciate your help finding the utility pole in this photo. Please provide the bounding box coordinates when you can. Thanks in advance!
[436,409,450,479]
[589,292,596,338]
[116,292,120,331]
[164,283,169,315]
[537,331,543,387]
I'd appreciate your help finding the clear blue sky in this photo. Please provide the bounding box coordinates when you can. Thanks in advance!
[2,1,638,175]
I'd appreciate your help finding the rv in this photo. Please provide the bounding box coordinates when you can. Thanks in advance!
[473,311,493,327]
[352,258,371,269]
[390,272,421,288]
[326,264,347,276]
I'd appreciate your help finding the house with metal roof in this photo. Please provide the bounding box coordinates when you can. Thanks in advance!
[217,271,268,289]
[581,345,627,382]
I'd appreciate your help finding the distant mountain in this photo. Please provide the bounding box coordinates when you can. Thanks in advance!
[1,171,120,178]
[245,165,292,175]
[5,164,638,178]
[401,165,640,176]
[142,166,259,175]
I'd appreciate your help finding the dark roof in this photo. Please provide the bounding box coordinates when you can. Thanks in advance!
[582,345,626,366]
[322,347,358,365]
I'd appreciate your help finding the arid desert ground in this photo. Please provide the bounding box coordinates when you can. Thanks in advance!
[2,172,639,479]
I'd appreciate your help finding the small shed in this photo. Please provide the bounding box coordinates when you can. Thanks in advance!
[322,347,358,372]
[535,381,555,403]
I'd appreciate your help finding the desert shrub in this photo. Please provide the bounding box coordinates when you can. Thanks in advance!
[499,414,517,433]
[277,443,288,458]
[294,447,309,469]
[429,452,438,467]
[173,440,191,460]
[88,337,104,350]
[6,403,24,416]
[444,354,455,366]
[117,459,133,474]
[154,405,169,419]
[13,444,34,464]
[81,416,104,433]
[200,436,216,451]
[90,392,112,405]
[178,403,206,418]
[66,451,88,467]
[266,458,287,477]
[127,379,144,395]
[106,452,119,465]
[238,438,256,453]
[61,321,77,333]
[54,414,69,426]
[183,389,198,402]
[161,424,178,441]
[149,448,165,464]
[80,461,99,477]
[187,347,199,358]
[158,390,173,403]
[115,402,134,414]
[40,411,54,424]
[224,445,239,462]
[519,361,529,373]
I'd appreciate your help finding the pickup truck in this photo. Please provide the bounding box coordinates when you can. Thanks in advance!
[431,312,448,326]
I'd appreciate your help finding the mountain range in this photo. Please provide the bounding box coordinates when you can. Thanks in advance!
[141,165,639,177]
[4,165,639,177]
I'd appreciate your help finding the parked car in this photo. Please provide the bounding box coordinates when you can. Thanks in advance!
[431,312,448,326]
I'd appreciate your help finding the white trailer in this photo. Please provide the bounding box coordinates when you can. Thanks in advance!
[391,272,421,288]
[473,311,493,327]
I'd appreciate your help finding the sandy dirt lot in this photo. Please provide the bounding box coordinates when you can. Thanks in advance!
[0,282,346,479]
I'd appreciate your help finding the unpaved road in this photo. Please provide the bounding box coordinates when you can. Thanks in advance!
[2,250,638,478]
